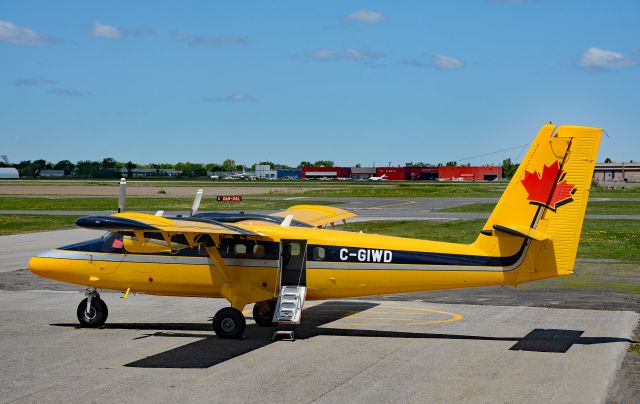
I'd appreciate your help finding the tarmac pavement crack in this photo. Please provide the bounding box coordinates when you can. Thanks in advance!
[308,341,409,403]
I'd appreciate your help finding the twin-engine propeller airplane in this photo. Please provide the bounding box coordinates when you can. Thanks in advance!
[29,123,602,339]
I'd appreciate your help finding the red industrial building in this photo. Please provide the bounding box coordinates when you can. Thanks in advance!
[375,167,440,181]
[408,167,439,180]
[437,166,502,181]
[302,165,501,181]
[375,167,407,181]
[301,166,351,179]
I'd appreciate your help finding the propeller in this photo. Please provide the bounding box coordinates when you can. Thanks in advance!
[118,178,126,213]
[280,214,294,227]
[191,189,204,216]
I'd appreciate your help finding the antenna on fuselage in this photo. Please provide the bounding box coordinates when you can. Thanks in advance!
[191,188,204,216]
[118,178,126,213]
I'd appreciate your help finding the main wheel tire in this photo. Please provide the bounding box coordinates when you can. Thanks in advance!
[253,300,276,327]
[77,297,108,328]
[212,307,246,339]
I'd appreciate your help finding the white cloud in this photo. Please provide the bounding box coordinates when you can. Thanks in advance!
[91,21,122,38]
[170,31,246,47]
[170,31,189,41]
[202,93,255,103]
[402,54,464,70]
[345,9,385,24]
[306,49,338,60]
[190,35,247,47]
[432,54,464,70]
[0,20,52,46]
[578,47,639,70]
[47,88,91,97]
[12,78,56,86]
[297,48,384,62]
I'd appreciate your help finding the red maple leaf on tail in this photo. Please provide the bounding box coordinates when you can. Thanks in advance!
[521,161,576,211]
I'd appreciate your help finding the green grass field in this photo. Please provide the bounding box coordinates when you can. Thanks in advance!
[0,215,81,236]
[4,178,640,198]
[0,197,338,211]
[439,201,640,215]
[264,182,640,198]
[341,219,640,262]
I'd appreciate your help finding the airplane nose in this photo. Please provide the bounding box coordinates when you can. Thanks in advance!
[29,255,50,276]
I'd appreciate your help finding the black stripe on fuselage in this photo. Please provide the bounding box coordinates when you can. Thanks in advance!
[60,237,527,268]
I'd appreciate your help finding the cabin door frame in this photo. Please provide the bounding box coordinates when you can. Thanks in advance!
[278,239,307,288]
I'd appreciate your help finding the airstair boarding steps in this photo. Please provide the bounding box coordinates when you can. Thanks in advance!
[273,285,307,324]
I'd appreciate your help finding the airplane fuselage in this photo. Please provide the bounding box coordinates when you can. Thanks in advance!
[29,226,544,302]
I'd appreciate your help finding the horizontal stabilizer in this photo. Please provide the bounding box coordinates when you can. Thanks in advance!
[493,224,548,241]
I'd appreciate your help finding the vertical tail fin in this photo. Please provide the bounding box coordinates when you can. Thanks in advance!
[473,123,602,280]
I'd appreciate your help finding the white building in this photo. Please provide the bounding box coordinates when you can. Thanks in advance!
[254,164,278,179]
[0,167,19,179]
[39,169,65,177]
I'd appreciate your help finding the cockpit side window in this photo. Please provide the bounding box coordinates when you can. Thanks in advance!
[101,233,125,253]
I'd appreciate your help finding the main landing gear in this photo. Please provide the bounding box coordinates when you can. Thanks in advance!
[211,299,277,339]
[77,289,108,328]
[252,299,276,327]
[212,307,246,339]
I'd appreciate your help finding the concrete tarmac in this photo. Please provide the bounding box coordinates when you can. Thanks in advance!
[0,291,636,403]
[1,197,638,402]
[0,229,101,273]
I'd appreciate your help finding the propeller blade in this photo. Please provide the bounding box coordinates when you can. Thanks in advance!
[280,214,294,227]
[118,178,126,213]
[191,189,204,216]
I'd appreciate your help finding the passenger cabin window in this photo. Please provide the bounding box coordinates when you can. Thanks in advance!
[253,245,265,258]
[288,243,301,256]
[234,244,247,257]
[313,247,325,260]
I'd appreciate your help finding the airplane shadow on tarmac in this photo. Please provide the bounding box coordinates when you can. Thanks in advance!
[51,301,636,369]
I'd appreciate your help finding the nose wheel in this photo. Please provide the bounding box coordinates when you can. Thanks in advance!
[212,307,246,339]
[77,292,108,328]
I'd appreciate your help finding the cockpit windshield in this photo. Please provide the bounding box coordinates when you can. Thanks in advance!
[59,232,125,253]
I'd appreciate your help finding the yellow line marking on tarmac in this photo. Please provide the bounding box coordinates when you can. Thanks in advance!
[307,305,464,326]
[352,316,417,321]
[378,305,464,325]
[244,303,463,327]
[354,200,417,210]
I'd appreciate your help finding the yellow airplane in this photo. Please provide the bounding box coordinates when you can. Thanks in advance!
[29,123,602,339]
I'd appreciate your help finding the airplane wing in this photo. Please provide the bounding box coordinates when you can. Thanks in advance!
[270,204,357,227]
[75,212,259,236]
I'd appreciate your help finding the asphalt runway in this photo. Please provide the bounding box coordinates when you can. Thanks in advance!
[0,291,636,403]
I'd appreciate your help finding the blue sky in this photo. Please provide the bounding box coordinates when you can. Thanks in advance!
[1,1,639,166]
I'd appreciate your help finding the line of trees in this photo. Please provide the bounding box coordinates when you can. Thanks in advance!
[1,157,520,178]
[0,158,339,178]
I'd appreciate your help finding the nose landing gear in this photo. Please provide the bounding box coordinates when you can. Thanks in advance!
[77,289,108,328]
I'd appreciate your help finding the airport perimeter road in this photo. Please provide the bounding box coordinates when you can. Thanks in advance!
[0,292,636,403]
[0,229,101,273]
